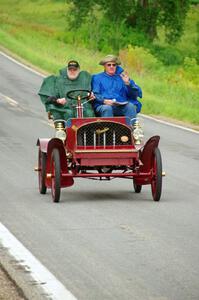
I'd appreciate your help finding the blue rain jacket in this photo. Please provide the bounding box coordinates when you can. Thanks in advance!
[92,66,142,113]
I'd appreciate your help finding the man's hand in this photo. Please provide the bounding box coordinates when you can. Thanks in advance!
[88,92,95,101]
[103,99,114,106]
[120,71,130,85]
[56,98,67,105]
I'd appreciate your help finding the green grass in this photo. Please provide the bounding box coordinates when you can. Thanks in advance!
[0,0,198,126]
[140,76,199,124]
[0,27,102,74]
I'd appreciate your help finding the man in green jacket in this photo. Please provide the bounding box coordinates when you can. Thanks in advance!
[38,60,95,120]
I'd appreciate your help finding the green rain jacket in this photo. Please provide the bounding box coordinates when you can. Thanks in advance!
[38,75,57,112]
[38,68,95,118]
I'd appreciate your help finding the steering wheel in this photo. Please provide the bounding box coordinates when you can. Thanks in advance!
[66,89,91,100]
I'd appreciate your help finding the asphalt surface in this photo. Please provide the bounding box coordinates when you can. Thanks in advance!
[0,51,199,300]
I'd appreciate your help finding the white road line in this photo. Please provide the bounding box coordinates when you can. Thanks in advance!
[140,114,199,134]
[0,91,52,125]
[0,92,25,112]
[0,51,45,77]
[0,92,19,106]
[0,223,77,300]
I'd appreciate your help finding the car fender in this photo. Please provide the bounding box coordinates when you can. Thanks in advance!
[139,135,160,172]
[46,138,74,188]
[36,138,50,153]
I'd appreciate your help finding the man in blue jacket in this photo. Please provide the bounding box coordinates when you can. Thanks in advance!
[92,55,142,125]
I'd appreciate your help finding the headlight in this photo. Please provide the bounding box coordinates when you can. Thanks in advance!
[133,128,144,140]
[133,120,144,144]
[55,130,66,141]
[54,120,66,141]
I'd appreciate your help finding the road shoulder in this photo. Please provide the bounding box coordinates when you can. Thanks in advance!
[0,246,47,300]
[0,263,26,300]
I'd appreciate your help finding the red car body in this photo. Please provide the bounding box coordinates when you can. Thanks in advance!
[36,116,163,202]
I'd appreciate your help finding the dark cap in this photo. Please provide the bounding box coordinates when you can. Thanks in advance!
[67,60,80,69]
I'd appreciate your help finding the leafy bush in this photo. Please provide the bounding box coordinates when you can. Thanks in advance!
[119,45,160,75]
[62,11,149,53]
[151,45,184,65]
[183,56,199,84]
[190,0,199,4]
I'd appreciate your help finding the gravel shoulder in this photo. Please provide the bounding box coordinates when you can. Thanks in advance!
[0,246,47,300]
[0,265,26,300]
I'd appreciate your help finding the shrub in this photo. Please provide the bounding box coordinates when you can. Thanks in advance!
[151,45,184,65]
[183,56,199,84]
[119,45,160,75]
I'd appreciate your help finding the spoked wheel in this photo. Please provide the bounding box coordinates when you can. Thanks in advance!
[38,149,47,194]
[133,180,142,193]
[151,147,162,201]
[51,148,61,203]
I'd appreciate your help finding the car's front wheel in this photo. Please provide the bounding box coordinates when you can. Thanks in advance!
[38,149,47,194]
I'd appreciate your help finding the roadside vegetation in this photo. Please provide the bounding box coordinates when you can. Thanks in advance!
[0,0,198,125]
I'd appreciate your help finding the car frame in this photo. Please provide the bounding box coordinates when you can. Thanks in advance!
[36,89,164,202]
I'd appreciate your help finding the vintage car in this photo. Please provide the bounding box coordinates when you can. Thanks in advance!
[35,89,164,202]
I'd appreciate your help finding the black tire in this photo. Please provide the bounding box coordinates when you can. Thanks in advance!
[51,149,61,203]
[133,181,142,193]
[38,149,47,194]
[151,147,162,201]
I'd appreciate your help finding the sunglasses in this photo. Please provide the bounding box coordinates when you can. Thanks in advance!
[106,63,116,67]
[68,66,78,69]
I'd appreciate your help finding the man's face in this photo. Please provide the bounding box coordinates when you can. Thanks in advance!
[67,67,80,80]
[104,62,117,76]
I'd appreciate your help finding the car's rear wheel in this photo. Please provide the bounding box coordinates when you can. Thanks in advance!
[38,149,47,194]
[133,181,142,193]
[51,148,61,203]
[151,147,162,201]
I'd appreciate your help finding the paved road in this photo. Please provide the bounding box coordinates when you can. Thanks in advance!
[0,52,199,300]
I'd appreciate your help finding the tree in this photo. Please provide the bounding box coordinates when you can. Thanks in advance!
[67,0,190,43]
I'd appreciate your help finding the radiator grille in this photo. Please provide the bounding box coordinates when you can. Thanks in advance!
[77,121,132,147]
